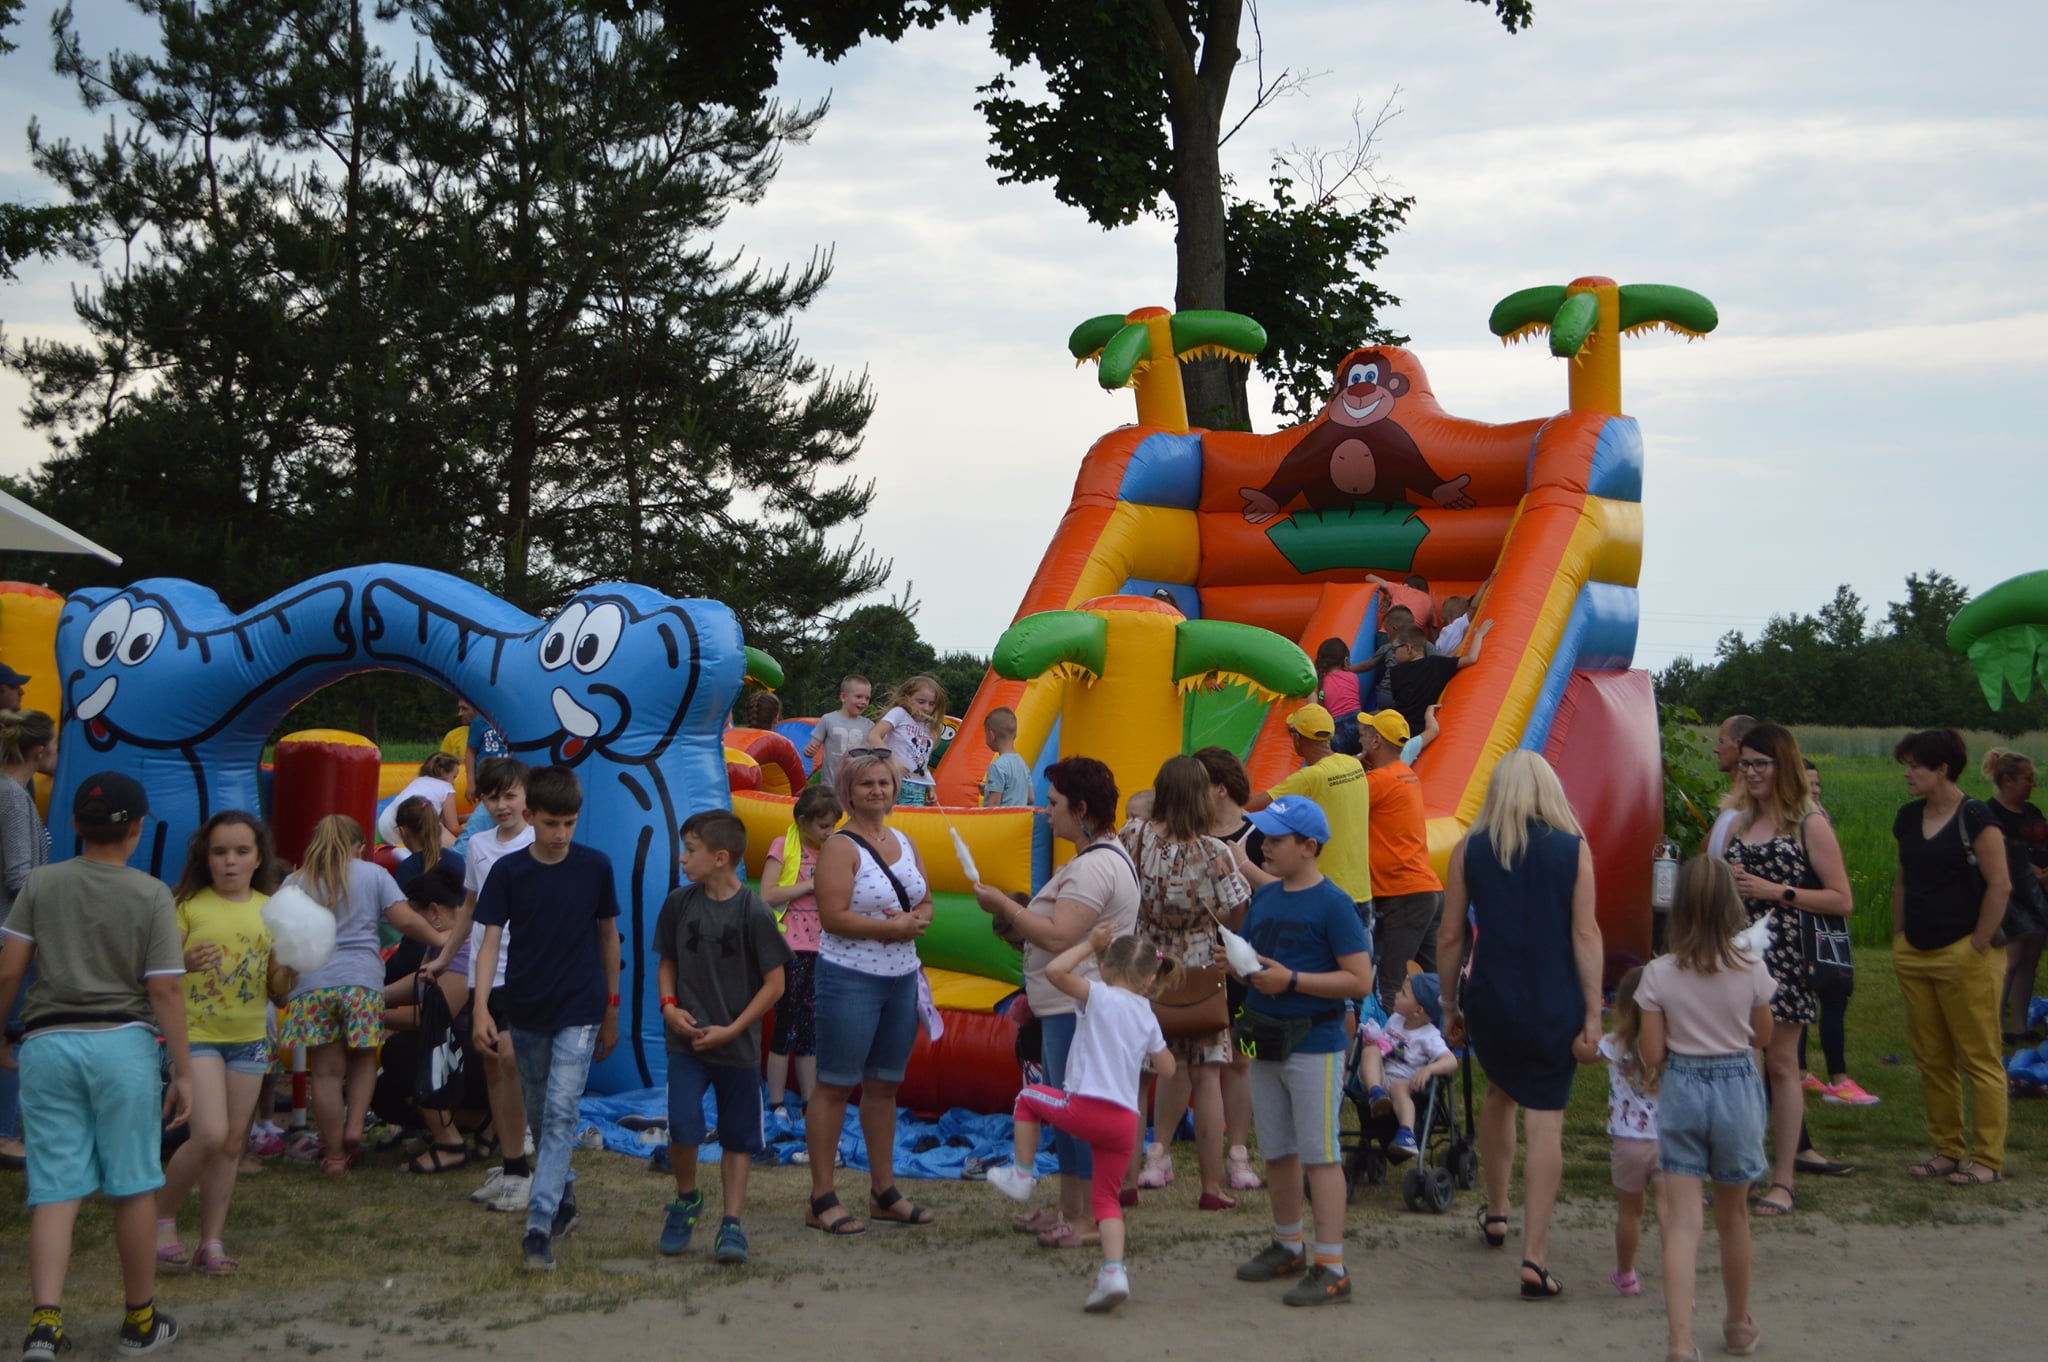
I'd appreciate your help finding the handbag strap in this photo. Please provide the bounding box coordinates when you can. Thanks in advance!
[836,829,914,913]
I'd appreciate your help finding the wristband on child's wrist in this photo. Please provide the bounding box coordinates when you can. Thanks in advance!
[606,994,621,1007]
[659,996,678,1009]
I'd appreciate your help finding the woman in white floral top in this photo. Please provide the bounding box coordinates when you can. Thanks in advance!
[1122,756,1251,1209]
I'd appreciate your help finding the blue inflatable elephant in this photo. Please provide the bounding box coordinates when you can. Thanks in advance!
[50,565,746,1091]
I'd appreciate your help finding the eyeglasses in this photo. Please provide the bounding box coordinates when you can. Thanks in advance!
[1736,758,1775,772]
[847,748,893,759]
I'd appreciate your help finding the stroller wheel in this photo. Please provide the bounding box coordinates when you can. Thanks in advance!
[1454,1144,1478,1190]
[1362,1146,1387,1186]
[1426,1167,1456,1214]
[1401,1166,1426,1213]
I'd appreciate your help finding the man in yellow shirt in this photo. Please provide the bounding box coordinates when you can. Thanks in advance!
[1245,705,1374,935]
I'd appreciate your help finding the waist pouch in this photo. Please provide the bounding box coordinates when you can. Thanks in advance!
[1233,1004,1342,1064]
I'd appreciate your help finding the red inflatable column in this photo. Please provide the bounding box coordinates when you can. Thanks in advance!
[272,729,381,865]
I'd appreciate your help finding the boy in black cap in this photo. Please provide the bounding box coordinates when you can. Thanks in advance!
[0,772,192,1358]
[0,663,29,712]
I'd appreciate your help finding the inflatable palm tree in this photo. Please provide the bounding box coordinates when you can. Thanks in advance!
[1068,307,1268,433]
[1489,277,1718,415]
[1949,572,2048,709]
[994,597,1314,818]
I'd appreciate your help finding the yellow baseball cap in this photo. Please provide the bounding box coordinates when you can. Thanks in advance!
[1286,704,1335,740]
[1360,709,1411,746]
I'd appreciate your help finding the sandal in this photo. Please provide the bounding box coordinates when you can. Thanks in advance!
[1036,1215,1101,1249]
[1477,1207,1509,1250]
[320,1154,351,1177]
[403,1142,472,1175]
[1518,1260,1563,1299]
[806,1191,866,1236]
[1753,1182,1795,1217]
[1012,1206,1060,1235]
[1908,1154,1961,1179]
[155,1241,189,1268]
[1947,1160,2004,1186]
[194,1241,239,1277]
[868,1185,935,1226]
[1793,1154,1854,1177]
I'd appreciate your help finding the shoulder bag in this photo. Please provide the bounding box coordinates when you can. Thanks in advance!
[1791,812,1854,999]
[1955,798,2008,948]
[1129,830,1232,1040]
[835,830,943,1039]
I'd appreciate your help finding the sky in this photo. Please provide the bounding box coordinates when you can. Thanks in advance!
[3,0,2045,673]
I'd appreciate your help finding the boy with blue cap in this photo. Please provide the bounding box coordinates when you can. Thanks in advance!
[1353,967,1456,1160]
[1227,794,1374,1307]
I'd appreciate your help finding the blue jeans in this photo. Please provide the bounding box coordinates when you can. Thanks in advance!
[814,961,920,1088]
[1038,1012,1091,1178]
[512,1024,598,1234]
[0,956,37,1141]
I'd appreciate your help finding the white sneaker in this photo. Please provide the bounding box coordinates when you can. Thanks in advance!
[469,1165,506,1204]
[986,1162,1037,1204]
[1085,1265,1130,1313]
[485,1173,531,1213]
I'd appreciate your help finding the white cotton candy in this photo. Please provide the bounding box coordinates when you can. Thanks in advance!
[1218,924,1263,978]
[262,884,338,973]
[950,828,981,886]
[1733,916,1772,959]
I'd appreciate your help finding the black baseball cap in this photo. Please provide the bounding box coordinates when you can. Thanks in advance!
[0,665,29,687]
[73,771,149,827]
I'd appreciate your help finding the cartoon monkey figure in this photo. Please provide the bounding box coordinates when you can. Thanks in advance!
[1239,349,1475,525]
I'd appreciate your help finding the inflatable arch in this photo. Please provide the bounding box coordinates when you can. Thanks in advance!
[50,565,745,1092]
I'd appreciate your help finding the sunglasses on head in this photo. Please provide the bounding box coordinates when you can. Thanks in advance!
[847,747,894,759]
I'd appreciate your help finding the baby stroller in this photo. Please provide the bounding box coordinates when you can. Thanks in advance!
[1340,1010,1479,1213]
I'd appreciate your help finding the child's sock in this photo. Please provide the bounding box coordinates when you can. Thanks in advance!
[1101,1259,1126,1276]
[156,1217,179,1243]
[124,1301,155,1336]
[1272,1220,1304,1255]
[1314,1242,1345,1276]
[721,1215,740,1227]
[504,1156,531,1178]
[29,1306,61,1336]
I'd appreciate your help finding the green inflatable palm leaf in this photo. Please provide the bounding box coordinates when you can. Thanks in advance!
[1618,284,1719,339]
[1172,620,1315,704]
[1168,310,1267,364]
[1068,314,1131,360]
[1949,571,2048,709]
[994,610,1109,683]
[743,646,784,690]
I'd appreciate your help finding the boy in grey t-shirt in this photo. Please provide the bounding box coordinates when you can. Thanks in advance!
[653,810,789,1265]
[980,706,1034,808]
[804,675,873,789]
[0,772,191,1357]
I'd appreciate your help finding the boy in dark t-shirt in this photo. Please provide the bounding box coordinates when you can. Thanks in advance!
[472,766,620,1274]
[654,810,789,1266]
[1387,619,1493,734]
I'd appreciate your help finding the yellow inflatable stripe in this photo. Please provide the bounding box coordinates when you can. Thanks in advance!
[925,966,1019,1014]
[727,792,1037,896]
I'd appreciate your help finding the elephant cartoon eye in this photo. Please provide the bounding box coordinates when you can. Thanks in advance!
[571,603,625,674]
[83,599,133,667]
[119,606,166,665]
[1346,361,1379,388]
[539,603,589,672]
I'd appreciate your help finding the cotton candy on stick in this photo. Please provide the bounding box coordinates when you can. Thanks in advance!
[262,884,337,973]
[1733,916,1772,959]
[950,828,981,886]
[1217,924,1263,978]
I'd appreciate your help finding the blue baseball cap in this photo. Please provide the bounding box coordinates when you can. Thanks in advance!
[1245,794,1330,845]
[1408,971,1445,1028]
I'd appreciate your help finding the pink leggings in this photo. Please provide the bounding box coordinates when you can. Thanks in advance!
[1012,1084,1137,1223]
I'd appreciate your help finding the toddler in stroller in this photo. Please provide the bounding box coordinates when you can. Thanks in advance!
[1343,971,1477,1211]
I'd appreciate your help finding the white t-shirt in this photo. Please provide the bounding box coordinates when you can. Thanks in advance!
[1383,1012,1451,1082]
[465,823,535,988]
[1021,842,1139,1017]
[878,706,936,789]
[377,775,457,848]
[1636,950,1776,1056]
[1064,980,1166,1112]
[818,828,927,978]
[1598,1033,1659,1140]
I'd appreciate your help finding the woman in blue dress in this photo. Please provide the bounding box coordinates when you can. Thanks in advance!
[1439,751,1604,1300]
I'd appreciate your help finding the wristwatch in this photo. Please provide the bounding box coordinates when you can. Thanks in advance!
[1286,969,1299,994]
[1781,887,1796,904]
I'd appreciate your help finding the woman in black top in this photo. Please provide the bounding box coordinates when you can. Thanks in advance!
[1891,729,2010,1185]
[1981,748,2048,1041]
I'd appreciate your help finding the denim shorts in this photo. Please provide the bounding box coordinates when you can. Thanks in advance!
[814,960,920,1087]
[1657,1052,1768,1185]
[190,1038,271,1076]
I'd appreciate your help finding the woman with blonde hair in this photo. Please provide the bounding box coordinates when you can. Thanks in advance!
[1720,722,1853,1216]
[1981,747,2048,1041]
[0,709,57,1167]
[278,816,442,1174]
[1122,755,1250,1212]
[1438,750,1601,1298]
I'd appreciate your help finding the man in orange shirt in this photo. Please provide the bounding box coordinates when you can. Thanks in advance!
[1356,710,1442,1012]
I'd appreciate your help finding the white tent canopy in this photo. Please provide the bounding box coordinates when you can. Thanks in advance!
[0,485,121,564]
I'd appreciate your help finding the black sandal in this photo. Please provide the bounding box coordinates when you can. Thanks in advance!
[1477,1207,1509,1249]
[1519,1260,1563,1299]
[402,1142,471,1174]
[869,1185,935,1226]
[806,1191,866,1236]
